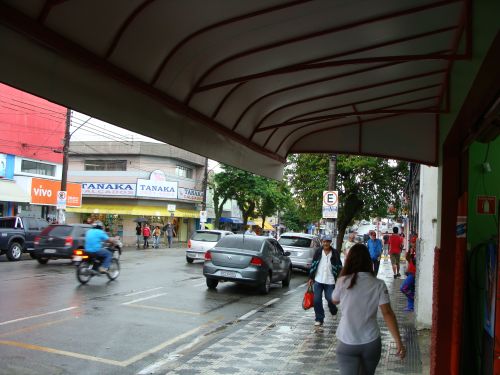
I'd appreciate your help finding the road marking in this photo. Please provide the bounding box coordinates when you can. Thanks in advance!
[284,282,308,295]
[263,298,280,306]
[123,317,222,367]
[125,287,164,297]
[0,317,72,338]
[127,304,202,316]
[0,307,77,326]
[122,293,167,305]
[238,309,259,321]
[0,340,124,367]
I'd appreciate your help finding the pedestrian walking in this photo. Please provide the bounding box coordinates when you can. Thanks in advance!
[143,224,151,249]
[341,231,357,258]
[400,234,417,312]
[163,222,176,248]
[332,243,406,374]
[367,232,383,276]
[152,226,161,248]
[382,231,390,261]
[388,227,404,278]
[135,223,142,249]
[308,234,342,327]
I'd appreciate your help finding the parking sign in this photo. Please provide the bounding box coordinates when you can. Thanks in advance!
[322,191,338,219]
[56,190,67,209]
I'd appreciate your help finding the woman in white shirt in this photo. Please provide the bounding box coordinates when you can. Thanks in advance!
[332,244,405,374]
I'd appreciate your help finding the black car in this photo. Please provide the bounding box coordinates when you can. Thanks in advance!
[33,224,91,264]
[0,216,49,261]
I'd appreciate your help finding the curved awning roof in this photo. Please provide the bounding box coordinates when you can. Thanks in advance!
[0,0,469,178]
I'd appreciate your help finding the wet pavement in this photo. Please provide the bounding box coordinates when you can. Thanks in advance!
[162,258,421,375]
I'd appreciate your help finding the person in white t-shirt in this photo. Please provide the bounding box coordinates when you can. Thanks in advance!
[332,243,405,374]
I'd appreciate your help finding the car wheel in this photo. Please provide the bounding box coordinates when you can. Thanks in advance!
[206,278,218,289]
[186,256,194,264]
[6,242,23,261]
[259,273,271,294]
[282,267,292,287]
[37,258,49,264]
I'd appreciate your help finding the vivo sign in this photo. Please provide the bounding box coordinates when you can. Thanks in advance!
[136,179,177,199]
[82,183,136,196]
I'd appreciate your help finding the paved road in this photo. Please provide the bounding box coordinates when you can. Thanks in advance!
[0,247,309,374]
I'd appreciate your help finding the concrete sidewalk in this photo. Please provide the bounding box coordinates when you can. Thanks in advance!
[165,259,423,375]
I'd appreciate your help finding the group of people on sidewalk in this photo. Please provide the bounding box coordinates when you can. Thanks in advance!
[135,222,176,249]
[307,228,415,374]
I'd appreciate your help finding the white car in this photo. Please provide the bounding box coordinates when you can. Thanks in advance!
[278,232,321,271]
[186,230,233,263]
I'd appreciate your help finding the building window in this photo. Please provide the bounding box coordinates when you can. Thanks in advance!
[84,160,127,171]
[176,165,192,179]
[21,160,55,176]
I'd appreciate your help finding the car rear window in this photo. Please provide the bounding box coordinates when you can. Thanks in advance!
[216,236,263,252]
[0,218,17,228]
[279,236,312,248]
[40,225,73,237]
[191,231,221,242]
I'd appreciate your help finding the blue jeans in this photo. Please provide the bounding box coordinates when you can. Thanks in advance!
[92,249,113,269]
[313,281,337,323]
[400,273,415,310]
[153,236,160,248]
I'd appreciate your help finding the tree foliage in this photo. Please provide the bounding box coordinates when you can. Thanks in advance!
[286,154,408,249]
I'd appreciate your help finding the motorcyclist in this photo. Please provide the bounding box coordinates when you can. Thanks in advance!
[84,220,113,273]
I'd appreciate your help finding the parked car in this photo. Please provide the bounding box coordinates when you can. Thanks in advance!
[0,216,48,261]
[186,229,233,263]
[278,232,321,271]
[203,234,292,294]
[33,224,92,264]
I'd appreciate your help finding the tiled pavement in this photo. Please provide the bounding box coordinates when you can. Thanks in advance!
[165,259,421,375]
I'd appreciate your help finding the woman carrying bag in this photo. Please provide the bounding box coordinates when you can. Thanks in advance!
[332,243,405,374]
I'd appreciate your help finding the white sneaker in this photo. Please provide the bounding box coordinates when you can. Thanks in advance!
[314,321,323,327]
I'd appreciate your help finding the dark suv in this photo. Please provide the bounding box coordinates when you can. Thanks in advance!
[33,224,91,264]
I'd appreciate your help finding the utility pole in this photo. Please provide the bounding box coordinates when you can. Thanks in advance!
[58,108,71,224]
[326,154,337,237]
[200,157,209,229]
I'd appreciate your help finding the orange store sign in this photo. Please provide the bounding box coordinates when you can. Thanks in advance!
[31,178,82,207]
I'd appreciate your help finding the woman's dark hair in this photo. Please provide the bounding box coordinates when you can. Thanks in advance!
[339,243,374,289]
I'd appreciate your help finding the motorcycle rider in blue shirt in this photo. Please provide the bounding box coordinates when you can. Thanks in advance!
[85,221,112,273]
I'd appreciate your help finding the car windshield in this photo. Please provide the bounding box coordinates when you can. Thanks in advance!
[191,231,221,242]
[41,225,73,237]
[279,236,312,248]
[216,236,262,252]
[0,218,17,228]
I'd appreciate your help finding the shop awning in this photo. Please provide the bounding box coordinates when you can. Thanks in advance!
[251,218,275,231]
[219,217,243,224]
[0,180,30,203]
[67,204,199,218]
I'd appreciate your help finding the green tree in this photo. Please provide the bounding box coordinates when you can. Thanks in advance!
[255,180,292,230]
[286,154,407,249]
[208,171,232,229]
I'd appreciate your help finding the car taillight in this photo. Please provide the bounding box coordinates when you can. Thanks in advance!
[204,251,212,261]
[64,236,73,247]
[34,236,40,245]
[188,239,191,248]
[74,249,84,256]
[250,257,263,266]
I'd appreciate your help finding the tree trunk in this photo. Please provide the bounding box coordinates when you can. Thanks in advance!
[336,193,364,250]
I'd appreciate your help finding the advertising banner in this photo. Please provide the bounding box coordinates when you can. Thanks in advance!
[136,179,177,199]
[82,182,137,196]
[31,178,82,207]
[178,187,203,202]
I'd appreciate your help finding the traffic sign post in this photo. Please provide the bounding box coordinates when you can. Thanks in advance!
[322,191,338,219]
[56,190,67,209]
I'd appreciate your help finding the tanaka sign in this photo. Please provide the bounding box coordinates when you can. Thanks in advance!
[178,187,203,202]
[136,179,177,199]
[31,178,82,207]
[82,183,136,196]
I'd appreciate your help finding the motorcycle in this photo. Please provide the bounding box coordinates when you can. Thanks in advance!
[73,237,122,284]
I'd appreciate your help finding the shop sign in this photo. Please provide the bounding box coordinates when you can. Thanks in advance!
[31,178,82,207]
[178,187,203,202]
[82,182,137,196]
[136,179,177,199]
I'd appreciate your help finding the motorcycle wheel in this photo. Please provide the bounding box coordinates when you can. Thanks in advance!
[107,258,120,280]
[76,261,92,284]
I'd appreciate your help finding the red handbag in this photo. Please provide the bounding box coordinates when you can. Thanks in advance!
[302,284,314,310]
